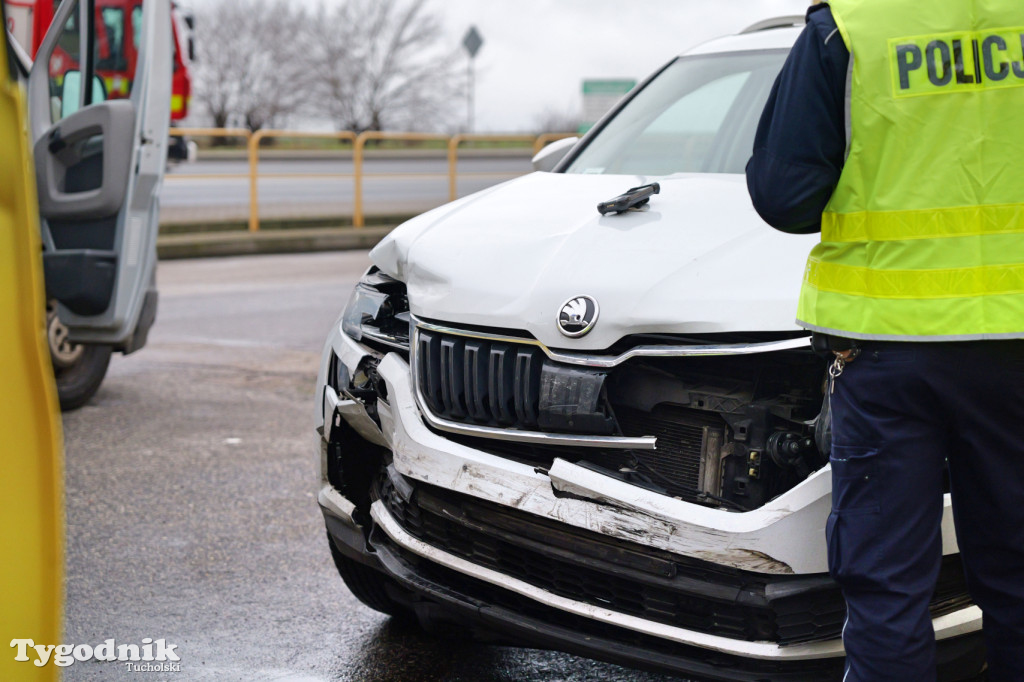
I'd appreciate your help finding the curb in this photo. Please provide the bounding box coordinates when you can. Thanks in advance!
[157,226,394,260]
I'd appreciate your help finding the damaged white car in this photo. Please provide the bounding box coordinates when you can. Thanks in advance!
[314,17,985,681]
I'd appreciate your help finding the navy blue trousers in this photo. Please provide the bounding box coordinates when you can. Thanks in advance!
[829,341,1024,681]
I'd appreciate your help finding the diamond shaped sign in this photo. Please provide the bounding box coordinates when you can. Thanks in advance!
[462,26,483,59]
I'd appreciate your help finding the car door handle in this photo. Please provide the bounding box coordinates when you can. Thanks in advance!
[47,128,67,155]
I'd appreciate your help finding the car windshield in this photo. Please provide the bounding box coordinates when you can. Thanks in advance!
[564,50,788,176]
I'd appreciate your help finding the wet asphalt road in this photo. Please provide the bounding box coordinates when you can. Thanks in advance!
[60,252,686,682]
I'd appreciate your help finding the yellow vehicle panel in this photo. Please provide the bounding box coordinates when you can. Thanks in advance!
[0,16,64,682]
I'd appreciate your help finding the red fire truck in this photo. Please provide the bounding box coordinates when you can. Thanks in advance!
[5,0,193,122]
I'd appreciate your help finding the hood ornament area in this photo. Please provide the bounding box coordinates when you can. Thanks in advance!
[557,296,599,338]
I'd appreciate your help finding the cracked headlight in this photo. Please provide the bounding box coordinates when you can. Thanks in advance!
[341,268,410,352]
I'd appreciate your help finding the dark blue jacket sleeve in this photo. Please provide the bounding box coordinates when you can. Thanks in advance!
[745,5,849,234]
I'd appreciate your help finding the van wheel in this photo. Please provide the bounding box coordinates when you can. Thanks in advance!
[327,532,416,623]
[48,304,112,411]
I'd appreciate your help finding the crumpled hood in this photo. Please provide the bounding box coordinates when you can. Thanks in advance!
[371,172,819,350]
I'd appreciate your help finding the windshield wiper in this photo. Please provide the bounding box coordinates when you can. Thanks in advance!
[597,182,660,215]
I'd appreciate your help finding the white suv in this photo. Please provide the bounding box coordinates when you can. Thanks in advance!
[314,17,985,681]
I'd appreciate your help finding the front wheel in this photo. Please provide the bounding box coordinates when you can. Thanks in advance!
[48,304,112,411]
[327,532,416,623]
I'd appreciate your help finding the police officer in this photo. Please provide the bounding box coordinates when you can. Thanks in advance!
[747,1,1024,679]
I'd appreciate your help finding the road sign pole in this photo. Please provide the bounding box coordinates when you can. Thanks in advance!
[461,26,483,134]
[467,56,474,133]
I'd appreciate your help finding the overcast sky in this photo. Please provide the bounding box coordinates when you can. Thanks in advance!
[179,0,813,132]
[433,0,811,131]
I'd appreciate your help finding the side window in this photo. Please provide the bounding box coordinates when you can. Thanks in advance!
[48,1,81,122]
[97,8,126,71]
[98,6,133,97]
[47,0,106,123]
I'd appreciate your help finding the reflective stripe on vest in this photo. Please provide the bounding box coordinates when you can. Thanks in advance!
[796,0,1024,340]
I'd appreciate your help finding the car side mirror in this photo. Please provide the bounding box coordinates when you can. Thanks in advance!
[532,137,579,172]
[59,70,108,120]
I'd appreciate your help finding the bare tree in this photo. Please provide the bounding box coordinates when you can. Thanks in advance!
[192,0,311,134]
[306,2,362,131]
[310,0,463,132]
[193,0,461,134]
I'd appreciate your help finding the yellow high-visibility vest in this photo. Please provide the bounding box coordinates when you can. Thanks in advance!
[797,0,1024,340]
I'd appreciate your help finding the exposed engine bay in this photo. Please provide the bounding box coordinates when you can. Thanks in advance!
[428,342,831,512]
[335,278,829,513]
[603,349,828,510]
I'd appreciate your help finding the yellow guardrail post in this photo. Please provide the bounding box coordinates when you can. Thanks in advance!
[354,131,451,228]
[448,134,537,202]
[247,130,266,232]
[353,133,366,229]
[446,137,460,204]
[246,130,357,232]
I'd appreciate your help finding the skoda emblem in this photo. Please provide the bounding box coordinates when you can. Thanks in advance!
[557,296,599,338]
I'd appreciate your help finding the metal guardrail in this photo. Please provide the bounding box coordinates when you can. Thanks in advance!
[247,130,358,233]
[169,127,252,181]
[353,131,451,229]
[168,128,578,231]
[448,134,535,204]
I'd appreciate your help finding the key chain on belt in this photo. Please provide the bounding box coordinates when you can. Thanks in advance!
[829,348,861,394]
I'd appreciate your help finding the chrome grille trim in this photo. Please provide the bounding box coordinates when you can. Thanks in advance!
[414,318,811,369]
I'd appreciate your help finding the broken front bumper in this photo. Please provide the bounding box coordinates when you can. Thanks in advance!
[315,331,984,678]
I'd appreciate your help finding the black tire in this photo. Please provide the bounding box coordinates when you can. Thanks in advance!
[54,344,112,411]
[327,532,416,622]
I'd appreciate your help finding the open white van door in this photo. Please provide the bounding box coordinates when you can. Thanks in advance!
[26,0,170,408]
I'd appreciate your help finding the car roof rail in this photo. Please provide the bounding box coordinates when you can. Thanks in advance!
[740,15,807,34]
